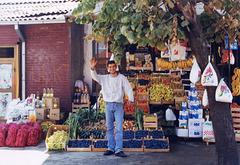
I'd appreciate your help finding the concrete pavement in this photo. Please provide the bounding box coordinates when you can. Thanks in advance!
[0,138,223,165]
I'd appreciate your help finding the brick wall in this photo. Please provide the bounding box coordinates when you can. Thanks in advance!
[22,23,72,112]
[0,25,19,45]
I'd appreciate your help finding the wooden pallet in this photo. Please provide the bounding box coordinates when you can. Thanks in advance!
[72,103,90,113]
[123,146,144,152]
[67,145,92,152]
[91,146,108,152]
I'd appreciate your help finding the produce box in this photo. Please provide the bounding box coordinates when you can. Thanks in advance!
[45,125,69,151]
[175,97,187,110]
[50,109,60,120]
[143,137,170,152]
[148,129,164,139]
[67,139,92,152]
[36,108,47,120]
[176,127,188,137]
[46,97,60,109]
[92,139,108,152]
[123,130,135,139]
[123,139,144,152]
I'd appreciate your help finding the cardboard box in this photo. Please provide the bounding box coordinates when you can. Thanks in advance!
[188,118,205,137]
[189,128,203,137]
[188,118,205,128]
[46,97,60,109]
[176,127,188,137]
[45,125,69,151]
[178,119,187,128]
[50,109,60,120]
[36,108,47,120]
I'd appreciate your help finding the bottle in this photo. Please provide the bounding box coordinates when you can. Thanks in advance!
[43,88,46,98]
[36,91,40,100]
[50,88,54,98]
[74,93,77,103]
[86,94,90,103]
[46,88,50,97]
[53,98,58,109]
[84,85,89,94]
[83,94,87,103]
[36,100,40,108]
[81,94,84,103]
[77,93,81,104]
[46,109,50,119]
[42,98,46,108]
[205,109,210,121]
[28,110,36,122]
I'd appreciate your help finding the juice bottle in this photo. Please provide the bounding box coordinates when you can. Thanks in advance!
[28,110,36,122]
[42,98,46,108]
[47,88,50,97]
[36,91,40,100]
[53,98,58,109]
[43,88,46,98]
[50,88,54,98]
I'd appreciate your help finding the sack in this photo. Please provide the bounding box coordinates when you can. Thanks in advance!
[202,89,209,107]
[166,108,176,121]
[215,78,233,103]
[170,40,186,61]
[201,59,218,86]
[221,50,235,65]
[203,121,214,140]
[190,59,201,83]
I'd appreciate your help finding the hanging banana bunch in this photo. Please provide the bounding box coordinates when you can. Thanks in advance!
[232,68,240,96]
[157,58,194,70]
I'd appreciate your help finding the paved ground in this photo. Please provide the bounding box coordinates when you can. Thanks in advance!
[0,137,226,165]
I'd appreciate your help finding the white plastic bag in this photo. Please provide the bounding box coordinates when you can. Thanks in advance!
[215,78,233,103]
[201,57,218,86]
[170,40,186,61]
[203,121,214,140]
[166,108,176,121]
[190,59,201,83]
[202,89,209,107]
[230,53,235,65]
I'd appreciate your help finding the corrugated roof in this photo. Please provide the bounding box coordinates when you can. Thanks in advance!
[0,0,80,25]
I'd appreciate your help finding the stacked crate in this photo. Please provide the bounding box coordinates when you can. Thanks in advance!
[231,106,240,141]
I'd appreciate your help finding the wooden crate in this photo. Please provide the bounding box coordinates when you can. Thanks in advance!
[72,103,90,113]
[174,96,187,110]
[149,100,162,105]
[92,138,108,152]
[67,145,92,152]
[162,100,174,105]
[143,115,158,130]
[46,97,60,109]
[143,137,170,152]
[123,139,144,152]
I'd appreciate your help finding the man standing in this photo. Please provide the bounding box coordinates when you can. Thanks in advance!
[90,57,134,157]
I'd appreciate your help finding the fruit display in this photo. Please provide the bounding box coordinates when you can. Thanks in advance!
[137,85,148,94]
[157,58,194,70]
[99,96,105,112]
[138,106,150,114]
[123,139,143,148]
[135,130,149,139]
[47,130,68,143]
[123,130,135,139]
[124,104,136,113]
[68,139,92,148]
[149,130,164,139]
[123,120,136,130]
[144,139,169,149]
[93,140,108,148]
[82,120,106,131]
[171,83,183,89]
[232,68,240,96]
[78,129,106,139]
[149,84,174,102]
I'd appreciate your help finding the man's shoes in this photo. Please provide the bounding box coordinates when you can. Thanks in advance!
[115,151,127,157]
[103,150,115,156]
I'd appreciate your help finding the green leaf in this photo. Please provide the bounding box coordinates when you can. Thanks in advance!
[121,16,129,23]
[149,39,155,47]
[142,36,148,47]
[181,20,190,27]
[215,35,221,43]
[106,6,112,14]
[168,1,174,9]
[75,17,81,24]
[157,41,167,51]
[81,15,87,24]
[113,11,118,20]
[127,31,134,38]
[121,26,128,36]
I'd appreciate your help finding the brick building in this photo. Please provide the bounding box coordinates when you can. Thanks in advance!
[0,0,94,114]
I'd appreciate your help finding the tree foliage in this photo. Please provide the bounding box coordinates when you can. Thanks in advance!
[69,0,240,63]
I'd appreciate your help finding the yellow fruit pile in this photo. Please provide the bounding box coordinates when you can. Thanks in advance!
[47,130,68,143]
[99,96,105,112]
[149,84,174,101]
[232,68,240,96]
[157,58,194,70]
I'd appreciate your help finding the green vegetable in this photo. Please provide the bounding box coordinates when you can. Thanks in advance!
[135,106,144,130]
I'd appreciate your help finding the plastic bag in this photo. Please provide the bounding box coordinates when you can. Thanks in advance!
[166,108,176,121]
[170,40,186,61]
[190,59,201,83]
[201,57,218,86]
[215,78,233,103]
[203,121,214,140]
[202,89,209,107]
[221,50,235,65]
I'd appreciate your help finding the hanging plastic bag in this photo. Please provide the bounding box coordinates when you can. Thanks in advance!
[221,50,235,65]
[215,78,233,103]
[202,89,209,107]
[201,56,218,86]
[190,59,201,83]
[166,108,176,121]
[203,121,214,140]
[170,40,186,61]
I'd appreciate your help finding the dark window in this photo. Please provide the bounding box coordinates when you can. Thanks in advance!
[0,48,14,58]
